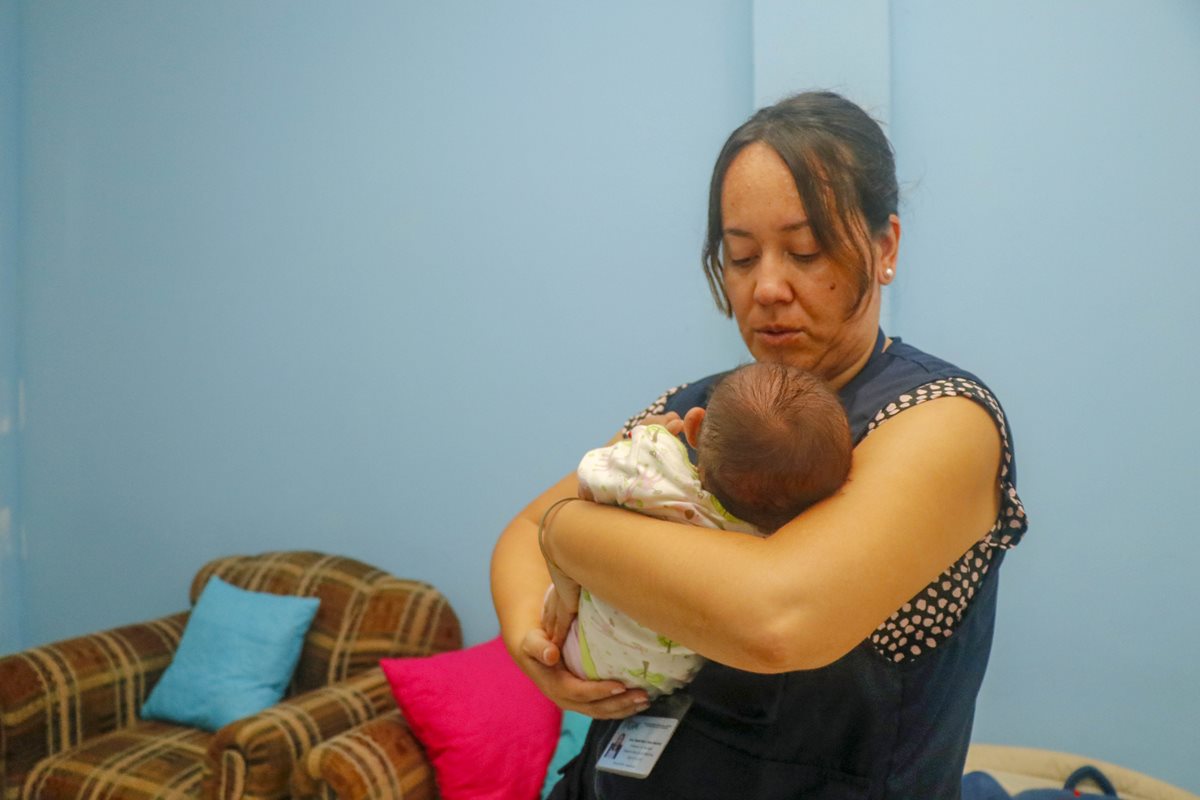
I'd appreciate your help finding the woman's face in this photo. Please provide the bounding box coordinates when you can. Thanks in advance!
[720,142,898,387]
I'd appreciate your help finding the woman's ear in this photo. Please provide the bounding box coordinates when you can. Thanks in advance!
[682,407,707,449]
[876,213,901,284]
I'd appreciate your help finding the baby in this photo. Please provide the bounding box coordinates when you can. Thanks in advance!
[561,361,852,697]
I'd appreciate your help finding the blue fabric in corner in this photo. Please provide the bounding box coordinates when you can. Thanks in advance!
[542,711,593,798]
[141,575,319,731]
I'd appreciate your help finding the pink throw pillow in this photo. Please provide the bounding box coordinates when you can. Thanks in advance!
[380,636,563,800]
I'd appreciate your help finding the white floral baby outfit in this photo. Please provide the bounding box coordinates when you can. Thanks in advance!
[562,424,761,697]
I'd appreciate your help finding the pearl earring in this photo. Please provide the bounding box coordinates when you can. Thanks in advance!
[883,267,894,280]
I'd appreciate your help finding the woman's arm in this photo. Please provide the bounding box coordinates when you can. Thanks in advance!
[490,468,651,718]
[539,395,1003,673]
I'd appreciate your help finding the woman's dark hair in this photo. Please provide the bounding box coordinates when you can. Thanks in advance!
[701,91,899,317]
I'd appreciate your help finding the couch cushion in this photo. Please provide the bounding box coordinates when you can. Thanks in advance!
[380,637,562,800]
[542,711,592,798]
[194,551,463,693]
[21,721,211,800]
[0,614,188,798]
[141,576,320,731]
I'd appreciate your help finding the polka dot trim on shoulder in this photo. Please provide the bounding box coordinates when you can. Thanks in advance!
[872,540,995,664]
[864,377,1028,664]
[621,384,688,437]
[864,376,1027,549]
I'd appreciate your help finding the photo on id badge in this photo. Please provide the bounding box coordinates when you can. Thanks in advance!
[595,693,692,779]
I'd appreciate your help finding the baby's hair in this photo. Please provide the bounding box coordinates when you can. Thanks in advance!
[698,362,852,532]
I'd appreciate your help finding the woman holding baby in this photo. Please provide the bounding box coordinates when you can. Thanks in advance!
[491,91,1027,799]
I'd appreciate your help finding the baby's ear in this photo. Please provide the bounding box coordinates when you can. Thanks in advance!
[682,407,706,449]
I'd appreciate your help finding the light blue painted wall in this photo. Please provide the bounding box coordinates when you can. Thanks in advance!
[0,0,25,655]
[17,1,751,651]
[752,0,890,121]
[889,1,1200,791]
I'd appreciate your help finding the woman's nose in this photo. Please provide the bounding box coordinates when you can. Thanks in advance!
[752,252,795,305]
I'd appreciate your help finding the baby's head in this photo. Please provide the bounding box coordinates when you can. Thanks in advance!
[683,362,852,532]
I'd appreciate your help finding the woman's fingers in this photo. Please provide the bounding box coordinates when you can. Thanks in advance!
[518,629,650,718]
[541,555,581,648]
[542,583,579,648]
[523,625,561,667]
[638,412,683,434]
[544,668,651,719]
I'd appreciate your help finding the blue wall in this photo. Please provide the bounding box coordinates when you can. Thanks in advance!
[7,0,1199,791]
[889,1,1200,787]
[0,0,24,655]
[17,0,751,650]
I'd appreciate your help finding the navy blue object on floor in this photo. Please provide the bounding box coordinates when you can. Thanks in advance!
[963,764,1121,799]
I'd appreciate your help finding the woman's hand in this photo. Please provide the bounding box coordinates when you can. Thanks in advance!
[636,411,685,436]
[538,497,586,646]
[517,626,650,719]
[542,578,579,649]
[533,501,649,717]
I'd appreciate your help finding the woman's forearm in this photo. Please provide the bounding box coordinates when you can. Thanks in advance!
[539,499,797,671]
[490,469,655,718]
[540,397,1005,673]
[490,471,578,656]
[491,514,549,653]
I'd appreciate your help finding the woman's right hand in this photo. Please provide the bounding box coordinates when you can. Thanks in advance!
[517,626,650,719]
[635,411,685,436]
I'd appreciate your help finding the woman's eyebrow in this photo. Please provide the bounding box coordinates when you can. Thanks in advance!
[724,220,811,237]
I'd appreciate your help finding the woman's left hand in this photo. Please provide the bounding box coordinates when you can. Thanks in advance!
[542,564,581,648]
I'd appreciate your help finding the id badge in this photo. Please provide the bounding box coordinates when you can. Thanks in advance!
[595,692,693,779]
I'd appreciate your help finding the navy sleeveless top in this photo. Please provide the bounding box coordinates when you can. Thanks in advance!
[551,331,1027,800]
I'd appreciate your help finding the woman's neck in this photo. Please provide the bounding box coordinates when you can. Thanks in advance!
[825,333,883,390]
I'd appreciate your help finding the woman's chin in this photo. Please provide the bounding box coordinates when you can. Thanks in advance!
[747,338,817,370]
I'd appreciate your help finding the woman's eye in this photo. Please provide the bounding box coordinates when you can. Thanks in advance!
[789,251,821,264]
[727,255,756,268]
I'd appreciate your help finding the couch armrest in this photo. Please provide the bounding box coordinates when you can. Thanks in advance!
[0,613,188,799]
[207,667,398,800]
[291,709,435,800]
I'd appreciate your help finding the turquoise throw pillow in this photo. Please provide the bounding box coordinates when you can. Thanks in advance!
[141,575,320,732]
[541,711,592,798]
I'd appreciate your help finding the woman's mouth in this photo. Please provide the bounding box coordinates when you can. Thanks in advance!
[754,326,805,346]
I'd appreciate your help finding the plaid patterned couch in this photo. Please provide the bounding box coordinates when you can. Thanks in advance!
[0,551,461,800]
[291,709,436,800]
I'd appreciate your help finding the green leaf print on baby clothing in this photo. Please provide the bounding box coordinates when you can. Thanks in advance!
[657,634,678,654]
[628,660,666,688]
[575,591,602,681]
